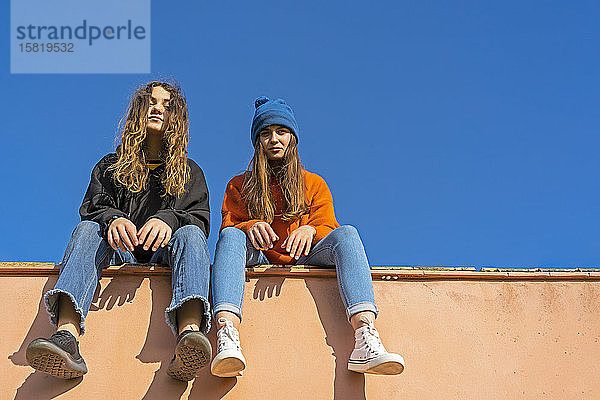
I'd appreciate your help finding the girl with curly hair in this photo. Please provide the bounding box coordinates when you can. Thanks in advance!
[26,81,212,381]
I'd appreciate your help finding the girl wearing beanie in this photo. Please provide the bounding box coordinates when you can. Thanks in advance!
[210,96,404,377]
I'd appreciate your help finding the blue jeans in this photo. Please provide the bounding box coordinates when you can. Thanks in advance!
[44,220,211,335]
[211,225,378,321]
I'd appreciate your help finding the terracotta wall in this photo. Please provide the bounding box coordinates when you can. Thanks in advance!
[3,270,600,399]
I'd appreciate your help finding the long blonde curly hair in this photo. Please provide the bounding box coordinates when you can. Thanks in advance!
[242,135,309,222]
[109,81,190,197]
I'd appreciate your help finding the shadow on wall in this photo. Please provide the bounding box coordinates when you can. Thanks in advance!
[252,276,366,400]
[138,276,236,399]
[305,278,366,400]
[9,274,366,399]
[9,276,236,400]
[9,277,84,399]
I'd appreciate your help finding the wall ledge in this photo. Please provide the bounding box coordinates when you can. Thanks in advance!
[1,262,599,280]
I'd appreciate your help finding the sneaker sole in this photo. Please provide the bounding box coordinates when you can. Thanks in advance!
[26,339,87,379]
[167,332,212,381]
[348,354,405,375]
[211,349,246,378]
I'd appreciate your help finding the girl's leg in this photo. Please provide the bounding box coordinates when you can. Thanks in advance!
[350,311,377,330]
[175,299,204,333]
[152,224,212,336]
[297,225,404,375]
[211,227,267,377]
[57,295,83,337]
[151,224,212,382]
[211,226,268,323]
[215,311,241,329]
[28,220,133,379]
[45,220,119,336]
[296,225,378,320]
[55,225,135,337]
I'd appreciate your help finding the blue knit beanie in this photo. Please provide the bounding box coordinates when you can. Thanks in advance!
[251,96,299,144]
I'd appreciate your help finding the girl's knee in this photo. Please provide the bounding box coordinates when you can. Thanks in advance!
[331,225,360,241]
[219,226,246,242]
[173,225,206,242]
[72,221,102,241]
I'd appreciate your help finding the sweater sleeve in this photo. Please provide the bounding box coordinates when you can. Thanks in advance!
[306,174,340,243]
[150,160,210,238]
[79,155,127,238]
[220,176,264,233]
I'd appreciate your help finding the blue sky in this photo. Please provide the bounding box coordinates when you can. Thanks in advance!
[2,1,599,267]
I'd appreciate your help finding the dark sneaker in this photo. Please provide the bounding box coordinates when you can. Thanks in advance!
[26,330,88,379]
[167,329,212,381]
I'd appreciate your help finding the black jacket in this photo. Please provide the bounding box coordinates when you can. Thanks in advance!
[79,154,210,260]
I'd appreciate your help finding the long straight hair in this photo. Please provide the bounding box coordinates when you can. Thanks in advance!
[109,81,190,197]
[242,135,308,222]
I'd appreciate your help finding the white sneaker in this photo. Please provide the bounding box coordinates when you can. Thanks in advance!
[210,318,246,377]
[347,318,405,375]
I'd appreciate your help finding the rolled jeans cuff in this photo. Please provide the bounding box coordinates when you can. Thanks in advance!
[44,289,86,335]
[346,301,379,322]
[212,302,243,322]
[165,295,212,336]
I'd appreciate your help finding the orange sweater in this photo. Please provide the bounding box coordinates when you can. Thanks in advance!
[220,170,340,265]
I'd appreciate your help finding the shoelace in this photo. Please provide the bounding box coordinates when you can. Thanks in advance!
[359,319,386,356]
[216,318,241,352]
[52,330,78,355]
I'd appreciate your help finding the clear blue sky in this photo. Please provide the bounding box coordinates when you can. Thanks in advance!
[2,1,599,267]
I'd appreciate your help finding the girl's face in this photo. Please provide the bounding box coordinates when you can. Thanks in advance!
[258,125,292,161]
[147,86,171,134]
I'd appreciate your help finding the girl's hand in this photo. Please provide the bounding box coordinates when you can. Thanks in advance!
[138,218,172,252]
[107,217,138,252]
[248,221,279,250]
[282,225,316,260]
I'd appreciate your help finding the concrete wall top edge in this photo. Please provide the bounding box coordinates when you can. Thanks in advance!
[1,262,600,280]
